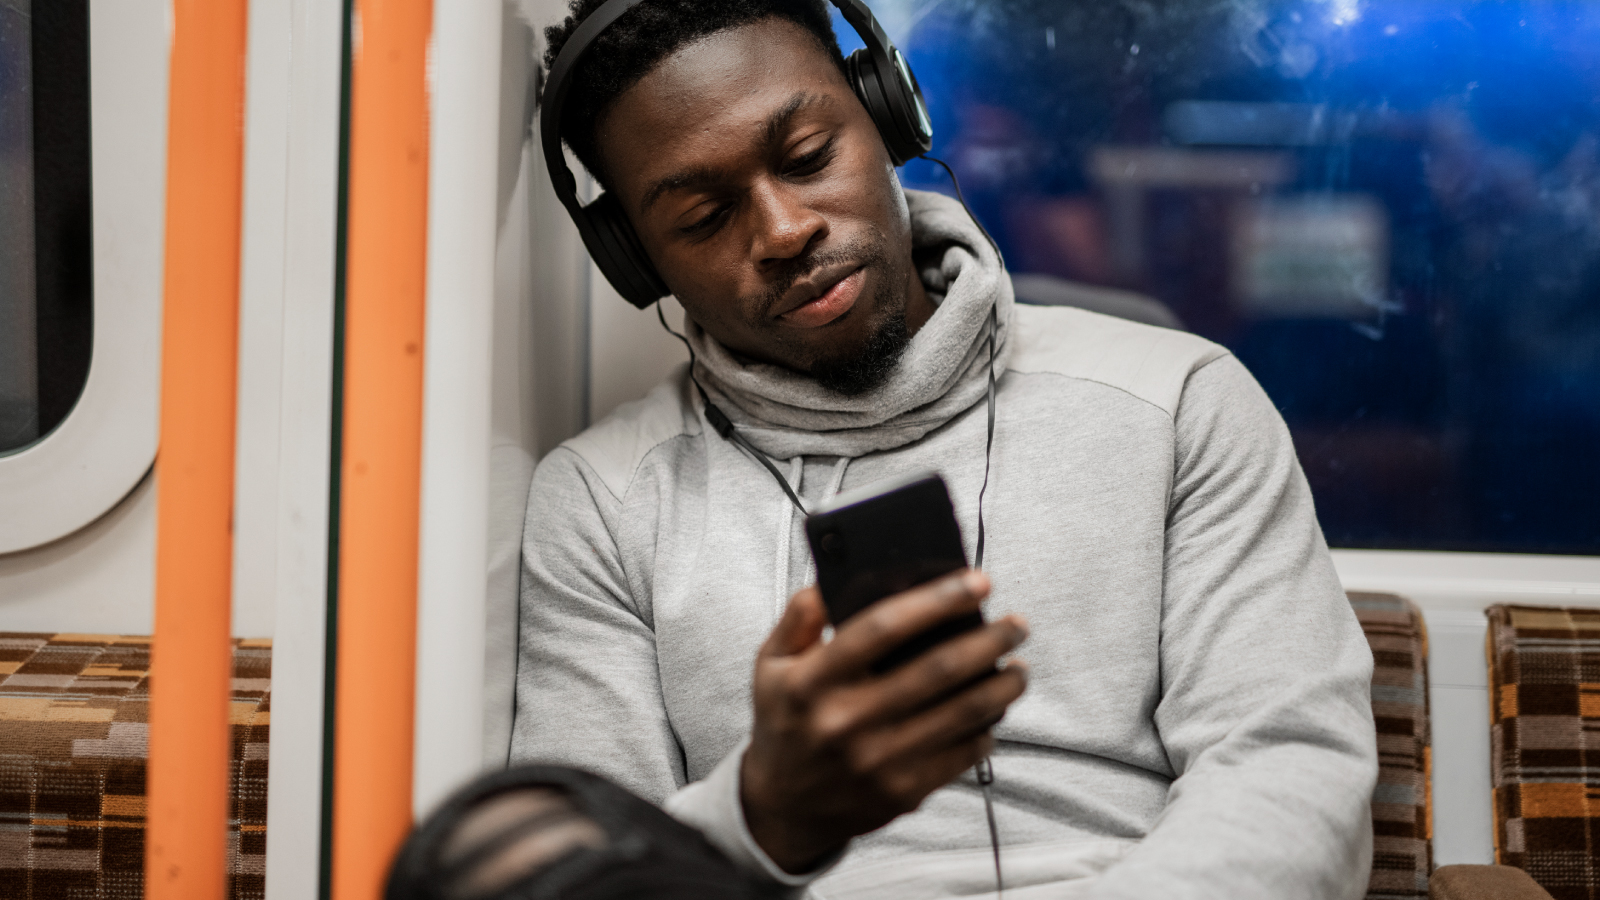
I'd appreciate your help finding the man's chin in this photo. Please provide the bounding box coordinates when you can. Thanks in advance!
[808,311,911,396]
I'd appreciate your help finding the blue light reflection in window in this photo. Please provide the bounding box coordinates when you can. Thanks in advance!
[859,0,1600,554]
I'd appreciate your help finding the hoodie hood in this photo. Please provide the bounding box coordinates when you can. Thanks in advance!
[685,188,1013,459]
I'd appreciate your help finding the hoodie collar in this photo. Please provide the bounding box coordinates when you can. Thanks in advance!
[686,189,1013,459]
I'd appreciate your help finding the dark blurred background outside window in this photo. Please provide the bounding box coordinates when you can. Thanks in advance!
[0,0,92,456]
[838,0,1600,554]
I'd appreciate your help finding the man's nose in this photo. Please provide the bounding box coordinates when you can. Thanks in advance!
[749,181,827,268]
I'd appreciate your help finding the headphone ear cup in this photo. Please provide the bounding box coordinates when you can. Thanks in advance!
[578,191,670,309]
[846,47,932,166]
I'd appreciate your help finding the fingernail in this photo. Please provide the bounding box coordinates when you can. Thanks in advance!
[963,570,989,595]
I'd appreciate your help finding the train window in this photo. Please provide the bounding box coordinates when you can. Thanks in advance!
[0,0,92,455]
[859,0,1600,554]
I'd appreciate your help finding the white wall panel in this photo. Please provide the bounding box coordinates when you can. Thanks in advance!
[0,473,155,634]
[234,0,293,641]
[484,70,539,771]
[249,0,347,894]
[586,274,686,425]
[413,0,506,818]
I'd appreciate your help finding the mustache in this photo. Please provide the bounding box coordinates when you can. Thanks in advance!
[753,236,888,318]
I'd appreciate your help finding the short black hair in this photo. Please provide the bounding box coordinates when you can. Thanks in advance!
[543,0,848,188]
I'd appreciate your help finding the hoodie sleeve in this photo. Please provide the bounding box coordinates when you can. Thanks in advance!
[510,446,686,801]
[510,445,828,894]
[1089,354,1378,900]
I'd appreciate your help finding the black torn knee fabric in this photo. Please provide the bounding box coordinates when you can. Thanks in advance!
[386,765,785,900]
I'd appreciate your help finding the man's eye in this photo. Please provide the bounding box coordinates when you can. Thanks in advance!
[786,138,836,176]
[680,203,731,237]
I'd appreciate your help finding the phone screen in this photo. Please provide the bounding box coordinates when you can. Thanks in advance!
[805,471,983,672]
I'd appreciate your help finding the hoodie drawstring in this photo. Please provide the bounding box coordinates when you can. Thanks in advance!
[777,456,853,618]
[775,457,804,618]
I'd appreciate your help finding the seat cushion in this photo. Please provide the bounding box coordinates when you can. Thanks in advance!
[1431,864,1558,900]
[1351,591,1433,899]
[0,632,270,899]
[1487,605,1600,900]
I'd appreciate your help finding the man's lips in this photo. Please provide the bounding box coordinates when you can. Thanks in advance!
[774,266,866,328]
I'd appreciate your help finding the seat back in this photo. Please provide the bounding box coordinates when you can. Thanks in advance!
[1351,591,1434,899]
[1486,605,1600,900]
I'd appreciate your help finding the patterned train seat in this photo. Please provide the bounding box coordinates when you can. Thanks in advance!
[0,633,270,899]
[1488,606,1600,900]
[1350,591,1434,900]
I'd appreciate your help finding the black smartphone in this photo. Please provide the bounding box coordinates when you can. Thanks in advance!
[805,471,983,673]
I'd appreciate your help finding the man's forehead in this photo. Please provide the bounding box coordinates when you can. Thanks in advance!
[597,18,850,186]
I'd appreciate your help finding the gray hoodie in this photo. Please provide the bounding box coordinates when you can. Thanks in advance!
[513,190,1377,899]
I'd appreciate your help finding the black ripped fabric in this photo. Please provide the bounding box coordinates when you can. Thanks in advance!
[386,765,784,900]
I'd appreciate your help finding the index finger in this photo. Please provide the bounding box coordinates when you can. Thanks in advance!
[811,569,991,684]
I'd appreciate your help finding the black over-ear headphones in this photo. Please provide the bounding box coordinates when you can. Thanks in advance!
[539,0,934,309]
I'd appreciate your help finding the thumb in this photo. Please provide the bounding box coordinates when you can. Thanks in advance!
[762,586,828,659]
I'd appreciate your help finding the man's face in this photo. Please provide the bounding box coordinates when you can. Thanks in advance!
[596,17,932,390]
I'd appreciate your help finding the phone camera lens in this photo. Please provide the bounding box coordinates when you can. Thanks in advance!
[820,532,843,556]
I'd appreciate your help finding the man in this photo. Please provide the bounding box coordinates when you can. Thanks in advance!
[513,1,1378,897]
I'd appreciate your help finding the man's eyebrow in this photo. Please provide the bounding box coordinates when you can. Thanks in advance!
[763,91,830,148]
[640,165,731,216]
[638,92,833,216]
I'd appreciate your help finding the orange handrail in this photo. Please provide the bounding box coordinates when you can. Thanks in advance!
[332,0,433,895]
[145,0,249,898]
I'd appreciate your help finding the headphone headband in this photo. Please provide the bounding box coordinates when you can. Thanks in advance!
[540,0,932,308]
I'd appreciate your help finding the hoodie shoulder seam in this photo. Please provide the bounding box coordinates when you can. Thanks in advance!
[1005,304,1229,420]
[1009,368,1178,422]
[1010,352,1234,423]
[559,373,700,502]
[552,432,695,505]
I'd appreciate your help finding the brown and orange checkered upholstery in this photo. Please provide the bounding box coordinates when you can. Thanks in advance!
[0,633,270,900]
[1488,605,1600,900]
[1351,591,1434,900]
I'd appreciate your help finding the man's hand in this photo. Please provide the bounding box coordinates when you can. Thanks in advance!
[740,570,1029,873]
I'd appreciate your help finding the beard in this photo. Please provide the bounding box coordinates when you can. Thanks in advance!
[755,235,914,396]
[809,303,910,395]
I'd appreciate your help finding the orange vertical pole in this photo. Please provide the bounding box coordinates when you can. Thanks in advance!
[332,0,432,895]
[145,0,249,898]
